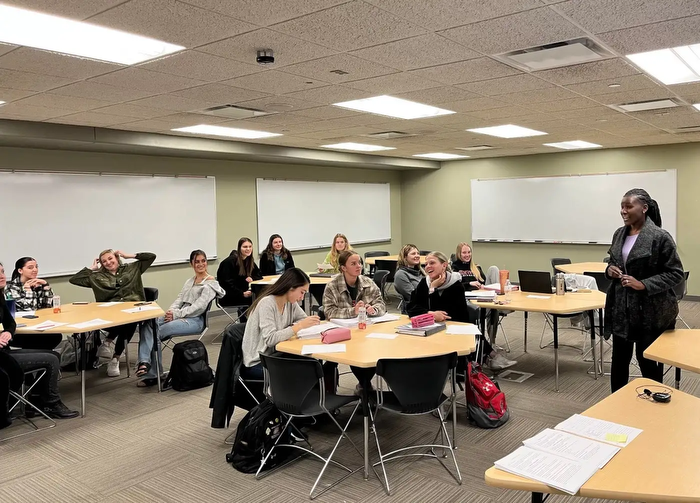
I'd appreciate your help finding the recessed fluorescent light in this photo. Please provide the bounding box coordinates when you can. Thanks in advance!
[0,101,5,106]
[615,99,678,112]
[627,44,700,85]
[455,145,494,151]
[333,95,455,120]
[543,140,602,150]
[172,125,281,139]
[321,142,395,152]
[693,103,700,111]
[0,4,184,65]
[467,124,548,138]
[413,153,469,160]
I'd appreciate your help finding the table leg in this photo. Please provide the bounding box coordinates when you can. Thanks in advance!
[599,308,604,374]
[152,320,162,393]
[675,367,681,390]
[531,492,546,503]
[553,315,559,392]
[451,368,457,449]
[479,308,486,338]
[79,332,87,417]
[589,311,597,380]
[524,311,529,353]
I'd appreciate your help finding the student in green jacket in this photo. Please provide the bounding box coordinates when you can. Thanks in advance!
[70,250,156,378]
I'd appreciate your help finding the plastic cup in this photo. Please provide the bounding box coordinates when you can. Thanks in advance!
[53,295,62,314]
[499,270,509,295]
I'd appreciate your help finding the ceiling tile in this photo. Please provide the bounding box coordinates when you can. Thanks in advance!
[0,68,75,92]
[50,81,160,102]
[172,83,270,104]
[0,45,17,57]
[0,88,36,103]
[526,96,599,113]
[439,7,584,54]
[120,112,233,131]
[197,28,337,67]
[598,16,700,54]
[48,111,138,127]
[234,113,320,128]
[498,86,581,104]
[0,48,120,79]
[350,34,480,71]
[555,0,700,34]
[409,58,521,85]
[344,72,442,94]
[458,74,554,96]
[281,54,397,84]
[0,103,71,120]
[89,68,206,94]
[88,0,257,47]
[395,86,480,105]
[13,93,114,112]
[126,94,221,113]
[566,74,659,97]
[222,70,328,95]
[534,58,640,85]
[180,0,347,26]
[291,106,361,120]
[235,94,320,113]
[282,85,369,105]
[91,103,175,119]
[0,0,126,19]
[271,1,425,52]
[594,87,677,106]
[139,51,263,81]
[363,0,543,31]
[466,105,539,120]
[439,96,509,113]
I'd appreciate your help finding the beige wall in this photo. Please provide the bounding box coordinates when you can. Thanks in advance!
[0,146,402,305]
[401,143,700,295]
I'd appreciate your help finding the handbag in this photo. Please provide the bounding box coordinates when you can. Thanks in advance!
[321,327,351,344]
[410,313,435,328]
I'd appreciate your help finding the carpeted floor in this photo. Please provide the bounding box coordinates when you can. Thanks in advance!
[1,299,698,503]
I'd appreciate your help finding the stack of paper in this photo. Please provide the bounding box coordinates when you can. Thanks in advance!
[329,313,401,328]
[296,323,340,340]
[554,414,642,447]
[395,322,446,337]
[330,318,359,328]
[445,325,481,335]
[317,263,333,271]
[464,290,496,299]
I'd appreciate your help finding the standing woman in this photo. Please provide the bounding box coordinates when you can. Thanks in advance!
[319,233,352,273]
[217,237,263,310]
[393,244,424,307]
[258,234,295,276]
[605,188,683,393]
[452,243,485,292]
[5,257,61,350]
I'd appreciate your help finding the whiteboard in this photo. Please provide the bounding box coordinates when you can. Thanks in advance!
[471,170,677,244]
[0,172,217,276]
[256,179,391,250]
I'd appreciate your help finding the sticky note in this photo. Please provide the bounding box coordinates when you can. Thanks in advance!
[604,433,628,443]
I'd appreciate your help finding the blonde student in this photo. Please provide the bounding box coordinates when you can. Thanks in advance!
[319,233,352,273]
[452,242,486,292]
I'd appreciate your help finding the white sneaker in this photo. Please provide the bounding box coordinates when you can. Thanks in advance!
[106,357,120,377]
[97,340,115,360]
[488,352,517,371]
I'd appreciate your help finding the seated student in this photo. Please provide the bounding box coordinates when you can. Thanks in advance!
[0,263,77,419]
[393,244,424,309]
[241,268,320,379]
[136,250,225,386]
[5,257,62,350]
[69,249,156,378]
[452,243,486,292]
[407,252,516,371]
[319,233,352,274]
[217,238,263,312]
[259,234,295,276]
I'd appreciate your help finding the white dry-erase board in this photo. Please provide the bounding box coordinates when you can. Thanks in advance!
[256,179,391,251]
[0,172,217,276]
[471,170,677,244]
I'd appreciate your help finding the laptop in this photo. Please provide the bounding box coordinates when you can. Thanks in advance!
[518,270,554,294]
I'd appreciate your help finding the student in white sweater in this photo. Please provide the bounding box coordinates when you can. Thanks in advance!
[241,268,320,380]
[136,250,224,385]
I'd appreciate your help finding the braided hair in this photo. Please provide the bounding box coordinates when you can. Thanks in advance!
[624,188,662,228]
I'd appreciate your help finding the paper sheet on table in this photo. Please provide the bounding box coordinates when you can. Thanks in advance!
[523,429,620,469]
[296,323,340,340]
[255,278,279,285]
[446,325,481,335]
[98,302,121,307]
[494,446,599,495]
[68,318,113,330]
[527,295,551,299]
[33,320,68,331]
[465,290,497,298]
[16,310,36,317]
[370,313,401,323]
[329,318,359,327]
[121,305,161,314]
[555,414,642,447]
[365,332,398,340]
[301,344,346,355]
[317,263,333,271]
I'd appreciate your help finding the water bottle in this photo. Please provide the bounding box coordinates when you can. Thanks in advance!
[504,279,513,303]
[555,273,565,296]
[358,306,367,330]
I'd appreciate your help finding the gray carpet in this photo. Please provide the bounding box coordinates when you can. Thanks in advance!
[1,300,698,503]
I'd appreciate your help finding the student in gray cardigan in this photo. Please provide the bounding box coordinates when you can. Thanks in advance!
[393,244,425,308]
[241,268,320,379]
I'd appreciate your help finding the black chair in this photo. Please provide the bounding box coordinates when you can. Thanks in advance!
[419,250,432,256]
[257,353,362,499]
[550,257,571,276]
[673,271,691,329]
[583,271,612,294]
[371,352,461,495]
[365,251,390,277]
[161,300,214,352]
[3,367,56,441]
[375,260,397,298]
[144,287,159,302]
[373,270,390,300]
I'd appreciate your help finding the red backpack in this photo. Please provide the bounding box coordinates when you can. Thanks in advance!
[466,362,509,428]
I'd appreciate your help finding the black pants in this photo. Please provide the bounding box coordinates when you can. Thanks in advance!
[610,335,663,393]
[105,323,138,356]
[7,349,62,405]
[0,351,23,426]
[10,333,62,350]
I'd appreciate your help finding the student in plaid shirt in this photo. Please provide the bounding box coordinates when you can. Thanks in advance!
[5,257,61,350]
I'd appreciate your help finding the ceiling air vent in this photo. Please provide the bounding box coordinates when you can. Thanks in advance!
[199,104,275,119]
[496,37,613,72]
[609,99,680,113]
[673,125,700,133]
[364,131,416,139]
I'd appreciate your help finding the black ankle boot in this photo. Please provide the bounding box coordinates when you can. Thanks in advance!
[43,401,79,419]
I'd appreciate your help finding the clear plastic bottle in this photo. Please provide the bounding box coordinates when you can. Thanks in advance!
[358,306,367,330]
[504,279,513,303]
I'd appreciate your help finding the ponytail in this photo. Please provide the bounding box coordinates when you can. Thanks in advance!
[624,188,662,228]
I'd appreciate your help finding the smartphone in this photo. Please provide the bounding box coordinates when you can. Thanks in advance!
[22,314,39,319]
[73,301,89,305]
[134,302,150,306]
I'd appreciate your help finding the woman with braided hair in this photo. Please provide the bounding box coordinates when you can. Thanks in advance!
[604,188,684,392]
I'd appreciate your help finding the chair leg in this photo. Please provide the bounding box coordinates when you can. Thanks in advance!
[124,342,131,378]
[255,415,296,478]
[2,370,57,442]
[538,314,555,349]
[369,406,391,495]
[677,314,691,329]
[498,321,511,353]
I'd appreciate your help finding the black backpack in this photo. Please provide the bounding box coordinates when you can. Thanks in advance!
[226,398,292,473]
[163,340,214,391]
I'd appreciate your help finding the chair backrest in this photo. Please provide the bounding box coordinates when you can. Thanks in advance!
[259,353,324,415]
[673,271,690,300]
[550,258,571,276]
[419,250,432,256]
[144,287,159,302]
[375,260,397,282]
[201,299,215,331]
[364,251,390,259]
[376,352,458,414]
[373,270,389,291]
[583,271,612,293]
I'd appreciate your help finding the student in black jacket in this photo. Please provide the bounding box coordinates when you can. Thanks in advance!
[407,252,516,370]
[258,234,295,276]
[452,242,486,292]
[217,237,263,308]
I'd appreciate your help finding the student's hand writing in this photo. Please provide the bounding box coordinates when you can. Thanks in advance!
[353,301,366,315]
[243,290,252,298]
[295,316,320,332]
[430,310,451,322]
[164,310,174,323]
[0,332,11,348]
[366,305,376,315]
[621,274,645,291]
[608,265,623,279]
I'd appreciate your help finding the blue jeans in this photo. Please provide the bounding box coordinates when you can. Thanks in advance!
[137,316,204,378]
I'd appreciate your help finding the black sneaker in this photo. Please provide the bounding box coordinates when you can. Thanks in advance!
[43,401,79,419]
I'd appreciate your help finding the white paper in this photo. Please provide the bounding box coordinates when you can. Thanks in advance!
[317,263,333,271]
[329,318,359,327]
[527,295,551,299]
[365,332,398,340]
[370,313,401,323]
[97,302,121,307]
[68,318,113,330]
[523,429,620,469]
[494,446,599,495]
[446,325,481,335]
[296,323,340,340]
[483,283,502,292]
[32,320,68,331]
[16,310,36,317]
[555,414,642,448]
[301,344,346,355]
[255,278,279,285]
[121,305,161,314]
[464,290,496,298]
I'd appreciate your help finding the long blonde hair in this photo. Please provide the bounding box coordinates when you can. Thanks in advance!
[426,251,452,272]
[455,242,483,282]
[329,233,352,270]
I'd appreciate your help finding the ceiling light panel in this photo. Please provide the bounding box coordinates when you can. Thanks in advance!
[333,95,455,119]
[543,140,602,150]
[627,45,700,85]
[467,124,548,138]
[615,99,678,112]
[321,142,395,152]
[0,4,184,65]
[172,125,281,139]
[413,153,469,160]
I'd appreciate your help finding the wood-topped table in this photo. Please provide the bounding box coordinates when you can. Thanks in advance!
[14,301,164,416]
[364,255,426,266]
[485,377,700,502]
[475,290,606,390]
[555,262,608,275]
[251,273,334,314]
[644,329,700,390]
[277,316,476,481]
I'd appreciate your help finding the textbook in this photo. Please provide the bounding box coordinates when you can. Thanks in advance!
[395,322,446,337]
